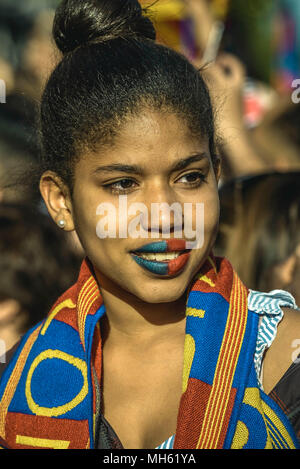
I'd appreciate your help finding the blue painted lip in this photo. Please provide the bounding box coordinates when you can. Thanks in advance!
[131,254,168,275]
[133,241,167,253]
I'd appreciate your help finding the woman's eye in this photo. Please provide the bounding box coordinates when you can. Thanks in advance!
[177,171,206,186]
[104,179,138,194]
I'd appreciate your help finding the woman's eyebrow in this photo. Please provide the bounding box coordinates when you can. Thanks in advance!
[92,164,143,175]
[170,153,209,171]
[92,153,209,176]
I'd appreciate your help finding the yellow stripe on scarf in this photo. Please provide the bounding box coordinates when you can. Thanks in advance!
[197,272,248,448]
[0,325,42,439]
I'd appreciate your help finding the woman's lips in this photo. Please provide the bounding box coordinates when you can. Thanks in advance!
[130,240,191,276]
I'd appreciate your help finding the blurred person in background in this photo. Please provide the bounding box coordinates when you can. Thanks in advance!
[251,100,300,172]
[203,53,300,179]
[0,0,58,101]
[0,0,57,202]
[0,93,40,205]
[0,203,82,365]
[217,172,300,305]
[186,0,300,175]
[202,52,272,180]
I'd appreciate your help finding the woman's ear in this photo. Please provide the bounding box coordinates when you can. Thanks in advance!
[39,171,75,232]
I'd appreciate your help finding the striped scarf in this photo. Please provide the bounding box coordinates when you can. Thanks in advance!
[0,256,298,449]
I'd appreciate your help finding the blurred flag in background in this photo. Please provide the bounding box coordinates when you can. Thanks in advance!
[141,0,230,61]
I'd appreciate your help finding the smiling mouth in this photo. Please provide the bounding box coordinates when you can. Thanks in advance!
[131,251,190,262]
[129,240,191,276]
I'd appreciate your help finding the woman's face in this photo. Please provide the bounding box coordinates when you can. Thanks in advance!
[70,109,220,303]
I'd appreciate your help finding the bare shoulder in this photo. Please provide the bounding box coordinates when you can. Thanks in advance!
[263,307,300,394]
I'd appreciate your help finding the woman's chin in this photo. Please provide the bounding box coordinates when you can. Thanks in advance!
[131,283,188,305]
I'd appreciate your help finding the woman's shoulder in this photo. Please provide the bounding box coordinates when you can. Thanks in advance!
[248,290,300,393]
[244,288,300,438]
[247,289,300,395]
[262,304,300,394]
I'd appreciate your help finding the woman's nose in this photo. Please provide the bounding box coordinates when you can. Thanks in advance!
[141,185,184,237]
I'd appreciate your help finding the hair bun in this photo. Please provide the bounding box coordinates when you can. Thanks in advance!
[53,0,156,55]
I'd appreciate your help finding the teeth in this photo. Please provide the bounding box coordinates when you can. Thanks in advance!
[135,251,183,261]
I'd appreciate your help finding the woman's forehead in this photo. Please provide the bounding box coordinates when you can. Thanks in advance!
[114,109,202,143]
[83,110,210,171]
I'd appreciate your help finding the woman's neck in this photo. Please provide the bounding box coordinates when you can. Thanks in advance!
[94,269,188,348]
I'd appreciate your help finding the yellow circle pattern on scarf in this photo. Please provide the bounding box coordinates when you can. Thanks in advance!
[25,350,88,417]
[231,387,297,449]
[231,388,273,449]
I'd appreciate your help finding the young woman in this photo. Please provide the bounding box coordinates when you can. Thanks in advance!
[0,0,299,450]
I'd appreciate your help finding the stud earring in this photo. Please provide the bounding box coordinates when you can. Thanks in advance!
[58,219,66,229]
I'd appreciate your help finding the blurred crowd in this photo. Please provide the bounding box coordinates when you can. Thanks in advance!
[0,0,299,355]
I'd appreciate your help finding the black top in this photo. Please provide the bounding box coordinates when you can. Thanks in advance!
[269,358,300,438]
